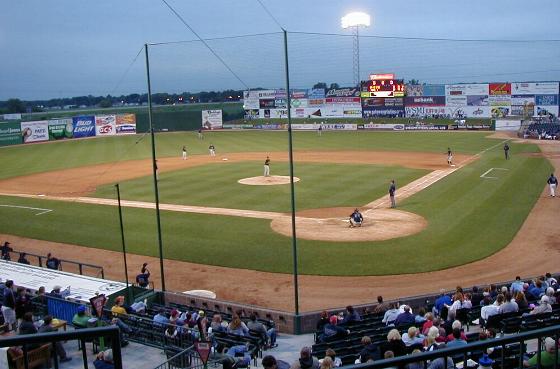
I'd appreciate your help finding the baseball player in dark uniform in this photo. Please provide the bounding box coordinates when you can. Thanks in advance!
[389,180,396,208]
[504,143,510,160]
[264,156,270,177]
[349,209,363,227]
[547,173,558,197]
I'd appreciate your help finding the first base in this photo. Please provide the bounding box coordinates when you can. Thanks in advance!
[222,158,228,161]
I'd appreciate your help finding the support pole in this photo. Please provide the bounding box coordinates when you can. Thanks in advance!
[283,30,300,332]
[145,43,166,291]
[115,184,131,301]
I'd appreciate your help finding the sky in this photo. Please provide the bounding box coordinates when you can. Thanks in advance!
[2,0,560,100]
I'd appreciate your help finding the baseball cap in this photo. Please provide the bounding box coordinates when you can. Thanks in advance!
[329,315,338,325]
[103,349,113,362]
[198,310,205,317]
[77,305,86,313]
[545,337,556,351]
[479,354,493,366]
[541,295,550,304]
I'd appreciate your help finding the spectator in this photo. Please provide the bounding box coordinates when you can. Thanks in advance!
[46,253,61,270]
[480,295,502,325]
[446,328,467,347]
[320,315,349,343]
[515,291,529,310]
[422,312,434,335]
[14,287,31,323]
[319,357,333,369]
[2,280,16,331]
[445,320,467,342]
[18,312,37,335]
[341,305,361,324]
[434,291,452,318]
[247,313,277,348]
[322,349,341,367]
[0,278,5,305]
[94,349,115,369]
[316,311,329,331]
[545,272,557,288]
[394,305,415,327]
[165,324,178,338]
[110,296,127,316]
[263,355,290,369]
[72,305,91,327]
[153,309,169,327]
[545,287,557,304]
[136,263,150,288]
[530,295,552,315]
[196,310,208,341]
[511,276,524,293]
[216,343,252,369]
[427,345,454,369]
[228,313,249,336]
[499,292,519,314]
[1,242,13,260]
[17,253,30,265]
[357,336,380,363]
[406,349,424,369]
[210,313,227,333]
[445,292,466,321]
[373,295,391,314]
[39,315,72,362]
[414,307,427,324]
[423,326,441,351]
[402,326,425,347]
[528,279,545,300]
[382,329,406,357]
[50,285,70,299]
[470,286,484,307]
[289,346,319,369]
[523,337,559,367]
[382,303,400,326]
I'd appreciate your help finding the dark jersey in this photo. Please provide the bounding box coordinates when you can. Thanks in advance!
[209,145,215,150]
[504,144,509,151]
[548,176,558,185]
[265,158,270,166]
[389,183,396,196]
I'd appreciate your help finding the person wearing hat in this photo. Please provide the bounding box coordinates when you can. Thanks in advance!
[1,242,13,261]
[94,349,114,369]
[319,315,349,343]
[263,355,290,369]
[196,310,209,341]
[348,209,363,228]
[73,305,91,327]
[111,296,127,316]
[530,295,553,315]
[39,315,72,362]
[50,285,71,299]
[290,346,320,369]
[214,343,252,369]
[478,354,493,369]
[523,337,559,367]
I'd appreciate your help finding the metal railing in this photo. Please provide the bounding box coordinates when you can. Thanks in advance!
[5,249,105,278]
[153,345,220,369]
[343,324,560,369]
[0,326,122,369]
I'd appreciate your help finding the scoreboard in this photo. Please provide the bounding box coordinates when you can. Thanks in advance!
[361,79,405,98]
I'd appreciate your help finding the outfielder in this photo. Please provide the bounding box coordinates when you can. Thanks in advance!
[182,146,187,160]
[447,148,453,165]
[209,144,216,156]
[547,173,558,197]
[504,143,510,160]
[264,156,270,177]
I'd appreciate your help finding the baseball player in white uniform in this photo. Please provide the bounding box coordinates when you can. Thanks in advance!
[209,144,216,156]
[264,156,270,177]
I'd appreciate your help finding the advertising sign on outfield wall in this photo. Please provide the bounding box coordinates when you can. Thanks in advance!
[511,95,535,106]
[405,85,424,96]
[404,96,446,106]
[446,95,468,106]
[463,106,491,118]
[116,114,137,134]
[325,88,360,98]
[495,119,522,131]
[308,88,326,99]
[95,115,116,136]
[423,85,445,96]
[405,106,447,117]
[363,107,405,118]
[491,106,510,118]
[489,83,511,95]
[445,84,467,96]
[0,122,22,146]
[467,95,489,106]
[201,110,223,129]
[21,121,49,143]
[535,95,559,106]
[290,89,308,99]
[72,116,95,138]
[243,91,260,109]
[290,99,308,108]
[48,118,73,140]
[488,95,512,106]
[2,113,22,120]
[511,82,559,95]
[465,84,489,95]
[535,105,559,118]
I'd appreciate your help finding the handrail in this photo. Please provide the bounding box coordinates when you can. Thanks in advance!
[344,324,560,369]
[5,249,105,278]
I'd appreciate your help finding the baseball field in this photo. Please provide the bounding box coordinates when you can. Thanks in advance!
[0,130,558,311]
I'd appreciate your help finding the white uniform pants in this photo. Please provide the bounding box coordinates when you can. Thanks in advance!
[210,149,215,156]
[550,183,557,197]
[182,152,187,160]
[264,165,270,177]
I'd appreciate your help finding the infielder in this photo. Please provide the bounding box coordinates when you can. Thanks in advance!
[447,148,453,165]
[389,180,396,208]
[504,143,510,160]
[198,128,204,140]
[209,144,216,156]
[182,146,187,160]
[264,156,270,177]
[547,173,558,197]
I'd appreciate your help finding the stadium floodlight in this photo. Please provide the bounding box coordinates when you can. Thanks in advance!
[341,12,371,86]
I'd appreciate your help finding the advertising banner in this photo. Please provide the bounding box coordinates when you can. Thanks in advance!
[274,89,287,99]
[489,83,511,95]
[72,116,95,138]
[95,115,116,136]
[259,99,275,109]
[291,124,319,130]
[405,106,447,117]
[463,106,491,118]
[423,85,445,96]
[363,107,405,118]
[201,110,223,129]
[511,82,559,95]
[343,109,362,117]
[290,89,308,99]
[405,85,423,96]
[491,106,510,118]
[21,120,49,143]
[510,105,530,116]
[325,87,360,98]
[48,118,73,140]
[274,98,287,109]
[292,108,323,118]
[2,113,22,120]
[362,98,386,107]
[115,114,137,134]
[0,122,22,146]
[323,123,357,131]
[383,98,404,107]
[308,88,326,99]
[495,119,522,131]
[446,95,468,106]
[308,98,324,106]
[465,84,489,95]
[445,84,467,96]
[322,106,343,117]
[535,105,559,118]
[257,90,276,99]
[511,95,535,106]
[363,123,399,130]
[290,98,308,108]
[445,106,467,118]
[488,95,512,106]
[467,95,489,106]
[404,96,446,106]
[535,95,558,106]
[244,109,259,119]
[404,125,448,131]
[243,91,260,109]
[270,109,288,119]
[325,97,361,104]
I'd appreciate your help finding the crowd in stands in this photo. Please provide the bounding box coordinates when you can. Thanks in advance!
[523,121,560,140]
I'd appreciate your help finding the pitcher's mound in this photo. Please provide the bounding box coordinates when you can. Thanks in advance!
[270,207,427,242]
[238,176,300,185]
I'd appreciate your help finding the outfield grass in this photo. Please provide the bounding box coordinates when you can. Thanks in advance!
[94,162,427,212]
[0,136,551,275]
[0,131,506,180]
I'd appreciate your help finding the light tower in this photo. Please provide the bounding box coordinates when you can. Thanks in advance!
[341,12,371,86]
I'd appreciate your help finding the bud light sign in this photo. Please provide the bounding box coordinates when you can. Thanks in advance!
[72,116,96,138]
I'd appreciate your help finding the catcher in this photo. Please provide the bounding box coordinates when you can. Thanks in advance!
[349,209,363,228]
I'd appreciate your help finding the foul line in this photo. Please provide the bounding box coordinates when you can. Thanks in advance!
[0,205,52,216]
[480,168,509,179]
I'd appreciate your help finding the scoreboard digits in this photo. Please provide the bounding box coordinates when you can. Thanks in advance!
[361,79,405,98]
